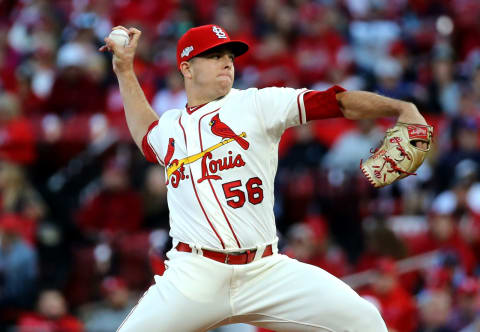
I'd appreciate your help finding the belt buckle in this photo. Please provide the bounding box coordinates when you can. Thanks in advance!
[224,254,230,264]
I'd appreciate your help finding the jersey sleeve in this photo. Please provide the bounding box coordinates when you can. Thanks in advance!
[304,85,346,121]
[141,120,164,165]
[255,85,346,139]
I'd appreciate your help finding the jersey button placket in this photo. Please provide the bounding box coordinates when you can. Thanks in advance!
[186,115,201,178]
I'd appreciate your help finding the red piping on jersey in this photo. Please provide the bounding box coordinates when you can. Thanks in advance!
[189,169,226,249]
[178,116,187,143]
[142,120,162,163]
[179,115,226,249]
[198,109,242,249]
[296,90,309,125]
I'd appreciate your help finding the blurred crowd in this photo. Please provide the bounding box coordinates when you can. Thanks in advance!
[1,0,480,331]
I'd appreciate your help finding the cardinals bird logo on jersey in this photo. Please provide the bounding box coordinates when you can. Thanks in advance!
[164,138,178,186]
[209,114,250,150]
[165,114,249,188]
[164,138,175,166]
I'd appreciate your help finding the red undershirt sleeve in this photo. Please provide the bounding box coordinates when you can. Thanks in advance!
[141,120,160,163]
[304,85,346,121]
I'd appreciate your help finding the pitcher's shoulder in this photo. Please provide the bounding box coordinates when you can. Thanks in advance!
[227,87,260,101]
[158,108,182,125]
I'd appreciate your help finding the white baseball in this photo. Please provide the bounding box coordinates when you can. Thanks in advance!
[108,29,130,48]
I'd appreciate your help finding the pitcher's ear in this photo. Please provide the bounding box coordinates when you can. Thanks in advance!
[180,61,193,79]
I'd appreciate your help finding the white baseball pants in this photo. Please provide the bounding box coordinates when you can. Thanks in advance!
[117,248,387,332]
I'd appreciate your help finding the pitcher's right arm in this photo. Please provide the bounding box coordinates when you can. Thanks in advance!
[100,27,158,151]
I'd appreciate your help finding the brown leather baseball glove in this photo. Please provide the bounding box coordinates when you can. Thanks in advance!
[360,122,433,188]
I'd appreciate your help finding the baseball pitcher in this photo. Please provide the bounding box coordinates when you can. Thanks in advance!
[100,24,432,332]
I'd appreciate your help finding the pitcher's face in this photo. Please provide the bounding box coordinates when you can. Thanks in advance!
[187,48,235,99]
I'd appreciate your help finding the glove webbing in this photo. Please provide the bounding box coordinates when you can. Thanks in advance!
[368,146,416,183]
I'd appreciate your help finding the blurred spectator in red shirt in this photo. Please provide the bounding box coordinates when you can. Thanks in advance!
[295,4,347,87]
[249,33,299,88]
[76,158,143,239]
[17,289,83,332]
[361,258,418,332]
[0,92,36,165]
[46,42,106,118]
[408,211,476,275]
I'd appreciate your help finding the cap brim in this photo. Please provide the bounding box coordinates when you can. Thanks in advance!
[196,40,249,58]
[225,41,249,57]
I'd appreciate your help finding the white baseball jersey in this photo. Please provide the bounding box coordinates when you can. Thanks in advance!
[122,84,389,332]
[142,86,345,250]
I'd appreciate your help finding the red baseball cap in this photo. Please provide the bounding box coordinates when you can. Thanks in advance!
[176,24,249,70]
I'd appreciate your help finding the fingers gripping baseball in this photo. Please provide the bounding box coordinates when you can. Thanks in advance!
[99,26,142,74]
[128,28,142,48]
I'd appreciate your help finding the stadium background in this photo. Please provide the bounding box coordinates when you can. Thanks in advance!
[1,0,480,331]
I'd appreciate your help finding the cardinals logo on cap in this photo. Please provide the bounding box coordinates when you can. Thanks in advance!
[212,26,227,39]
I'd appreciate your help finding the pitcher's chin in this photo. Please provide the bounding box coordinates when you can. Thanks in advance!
[217,79,233,94]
